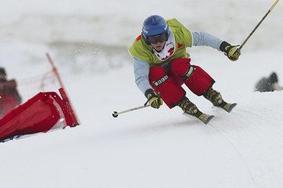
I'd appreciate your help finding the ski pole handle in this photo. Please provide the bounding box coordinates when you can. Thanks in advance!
[112,104,151,118]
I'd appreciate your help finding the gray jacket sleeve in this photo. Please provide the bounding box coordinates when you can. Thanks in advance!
[133,57,152,94]
[192,31,223,50]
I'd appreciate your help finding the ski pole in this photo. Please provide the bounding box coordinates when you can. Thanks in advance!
[112,104,150,118]
[239,0,279,51]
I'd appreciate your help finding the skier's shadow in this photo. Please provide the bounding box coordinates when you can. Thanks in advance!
[125,118,200,134]
[90,118,203,145]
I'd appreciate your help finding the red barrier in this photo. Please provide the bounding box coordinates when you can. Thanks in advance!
[0,88,79,141]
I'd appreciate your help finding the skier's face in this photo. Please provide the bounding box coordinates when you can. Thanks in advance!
[0,73,6,80]
[147,32,167,52]
[151,41,166,52]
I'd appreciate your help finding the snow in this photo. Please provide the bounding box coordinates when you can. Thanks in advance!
[1,0,283,188]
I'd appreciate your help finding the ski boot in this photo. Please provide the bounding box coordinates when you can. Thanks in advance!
[178,97,214,124]
[203,88,237,113]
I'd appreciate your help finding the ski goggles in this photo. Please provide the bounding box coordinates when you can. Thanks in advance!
[147,32,168,44]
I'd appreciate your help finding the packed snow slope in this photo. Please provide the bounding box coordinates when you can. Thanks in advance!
[2,54,283,188]
[1,0,283,188]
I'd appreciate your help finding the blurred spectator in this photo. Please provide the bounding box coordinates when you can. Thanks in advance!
[0,67,22,117]
[255,72,283,92]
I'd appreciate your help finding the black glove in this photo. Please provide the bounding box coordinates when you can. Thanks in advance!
[220,41,241,61]
[144,89,163,109]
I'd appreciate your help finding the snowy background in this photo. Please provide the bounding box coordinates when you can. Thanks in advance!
[1,0,283,187]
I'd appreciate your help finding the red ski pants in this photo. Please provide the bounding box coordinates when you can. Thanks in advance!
[149,58,215,108]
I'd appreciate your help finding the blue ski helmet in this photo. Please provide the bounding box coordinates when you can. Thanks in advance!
[142,15,169,39]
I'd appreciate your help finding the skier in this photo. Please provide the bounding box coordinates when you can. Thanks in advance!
[128,15,239,124]
[255,72,283,92]
[0,67,22,117]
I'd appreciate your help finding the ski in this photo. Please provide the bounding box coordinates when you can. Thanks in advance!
[197,113,215,124]
[219,102,237,113]
[184,112,214,125]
